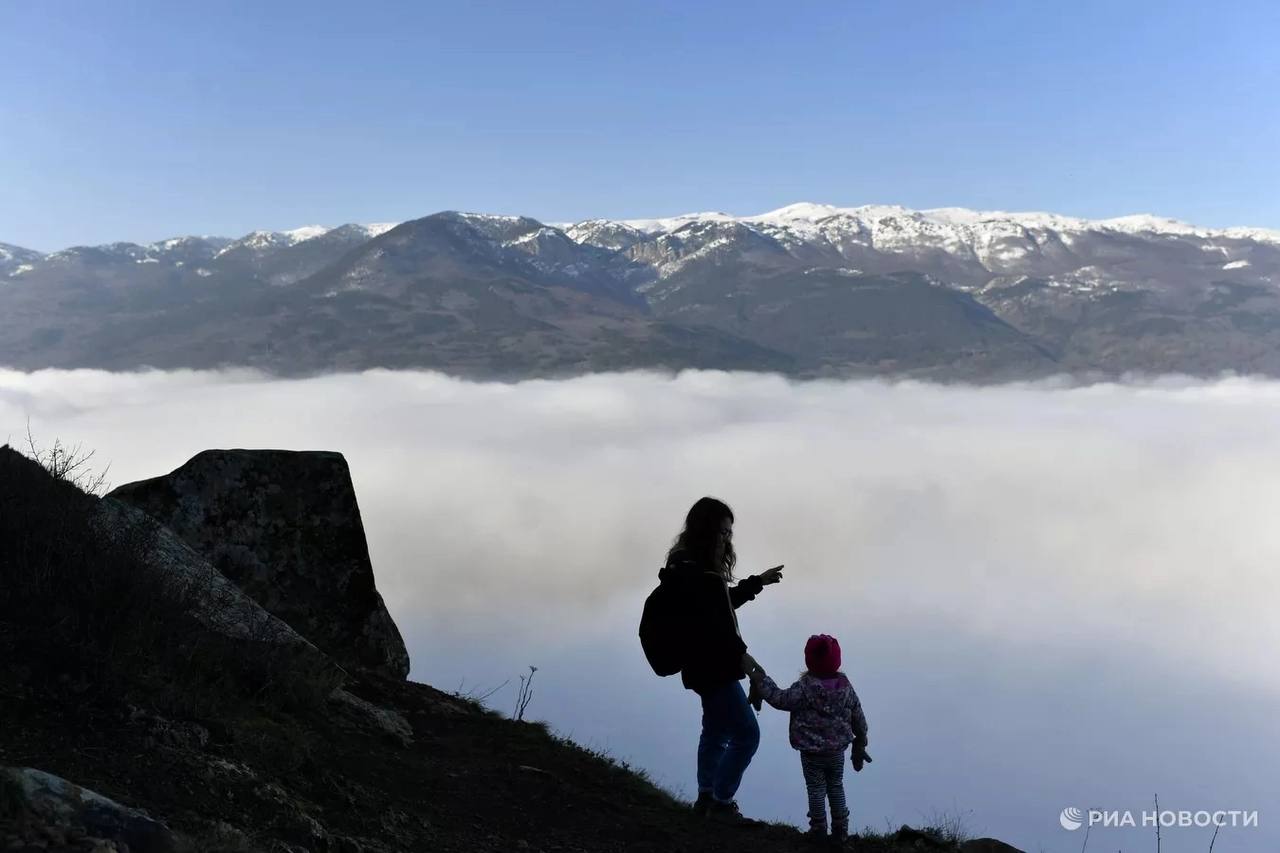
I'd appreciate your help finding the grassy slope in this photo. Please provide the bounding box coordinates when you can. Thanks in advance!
[0,445,1013,852]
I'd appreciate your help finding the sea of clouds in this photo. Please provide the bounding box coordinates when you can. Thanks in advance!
[3,368,1277,852]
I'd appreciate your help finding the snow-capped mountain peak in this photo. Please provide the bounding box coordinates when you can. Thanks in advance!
[212,222,403,259]
[616,211,737,234]
[1093,214,1199,235]
[563,204,1280,273]
[219,226,331,255]
[0,242,45,277]
[282,225,331,243]
[581,203,1280,246]
[218,231,299,256]
[150,236,212,252]
[362,222,400,238]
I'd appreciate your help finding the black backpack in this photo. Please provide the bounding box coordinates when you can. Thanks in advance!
[639,575,684,677]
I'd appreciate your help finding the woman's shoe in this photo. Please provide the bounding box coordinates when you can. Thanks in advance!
[692,792,713,817]
[706,799,759,826]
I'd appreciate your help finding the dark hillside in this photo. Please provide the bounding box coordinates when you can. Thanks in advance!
[0,445,1020,853]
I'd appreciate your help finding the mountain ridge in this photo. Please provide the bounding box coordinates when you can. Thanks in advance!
[12,203,1280,259]
[3,203,1279,381]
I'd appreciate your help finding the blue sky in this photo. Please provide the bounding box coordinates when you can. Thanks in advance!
[3,0,1278,250]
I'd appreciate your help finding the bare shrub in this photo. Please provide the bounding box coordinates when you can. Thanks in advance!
[514,665,537,721]
[23,424,111,495]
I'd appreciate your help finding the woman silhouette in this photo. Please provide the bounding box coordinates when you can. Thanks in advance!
[660,497,783,824]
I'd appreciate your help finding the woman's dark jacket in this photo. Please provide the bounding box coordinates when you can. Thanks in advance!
[659,548,765,693]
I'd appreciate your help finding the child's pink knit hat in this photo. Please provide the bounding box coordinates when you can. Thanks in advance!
[804,634,841,677]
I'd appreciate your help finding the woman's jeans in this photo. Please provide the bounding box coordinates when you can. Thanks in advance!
[697,680,760,802]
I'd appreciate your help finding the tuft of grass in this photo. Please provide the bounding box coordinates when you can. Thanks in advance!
[920,807,975,845]
[854,822,896,843]
[549,733,684,809]
[450,679,510,717]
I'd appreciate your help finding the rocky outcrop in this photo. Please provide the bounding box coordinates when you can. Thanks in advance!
[0,767,175,853]
[960,840,1025,853]
[885,828,1025,853]
[329,688,415,747]
[95,497,315,650]
[108,450,410,678]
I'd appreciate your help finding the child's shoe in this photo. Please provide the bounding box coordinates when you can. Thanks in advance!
[804,826,828,844]
[829,820,848,848]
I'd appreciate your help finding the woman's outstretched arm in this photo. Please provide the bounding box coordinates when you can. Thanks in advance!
[728,575,764,608]
[728,565,783,608]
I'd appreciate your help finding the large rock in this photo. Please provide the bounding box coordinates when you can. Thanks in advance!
[96,497,317,650]
[108,450,410,678]
[960,839,1025,853]
[1,766,176,853]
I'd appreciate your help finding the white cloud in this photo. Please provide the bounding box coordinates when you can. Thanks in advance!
[5,367,1279,687]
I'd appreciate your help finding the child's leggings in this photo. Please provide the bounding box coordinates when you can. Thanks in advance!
[800,749,849,831]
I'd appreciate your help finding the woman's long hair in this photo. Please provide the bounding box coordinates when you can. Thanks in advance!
[667,496,737,581]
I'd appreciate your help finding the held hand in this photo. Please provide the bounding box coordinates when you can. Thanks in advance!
[741,652,764,678]
[757,565,784,586]
[747,679,764,713]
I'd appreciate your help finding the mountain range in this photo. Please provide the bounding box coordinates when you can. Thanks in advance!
[4,203,1280,380]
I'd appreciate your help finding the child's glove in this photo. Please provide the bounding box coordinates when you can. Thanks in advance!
[851,744,872,772]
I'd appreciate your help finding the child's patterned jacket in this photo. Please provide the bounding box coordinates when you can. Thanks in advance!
[754,672,869,753]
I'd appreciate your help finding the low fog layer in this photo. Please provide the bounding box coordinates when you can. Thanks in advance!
[3,369,1277,852]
